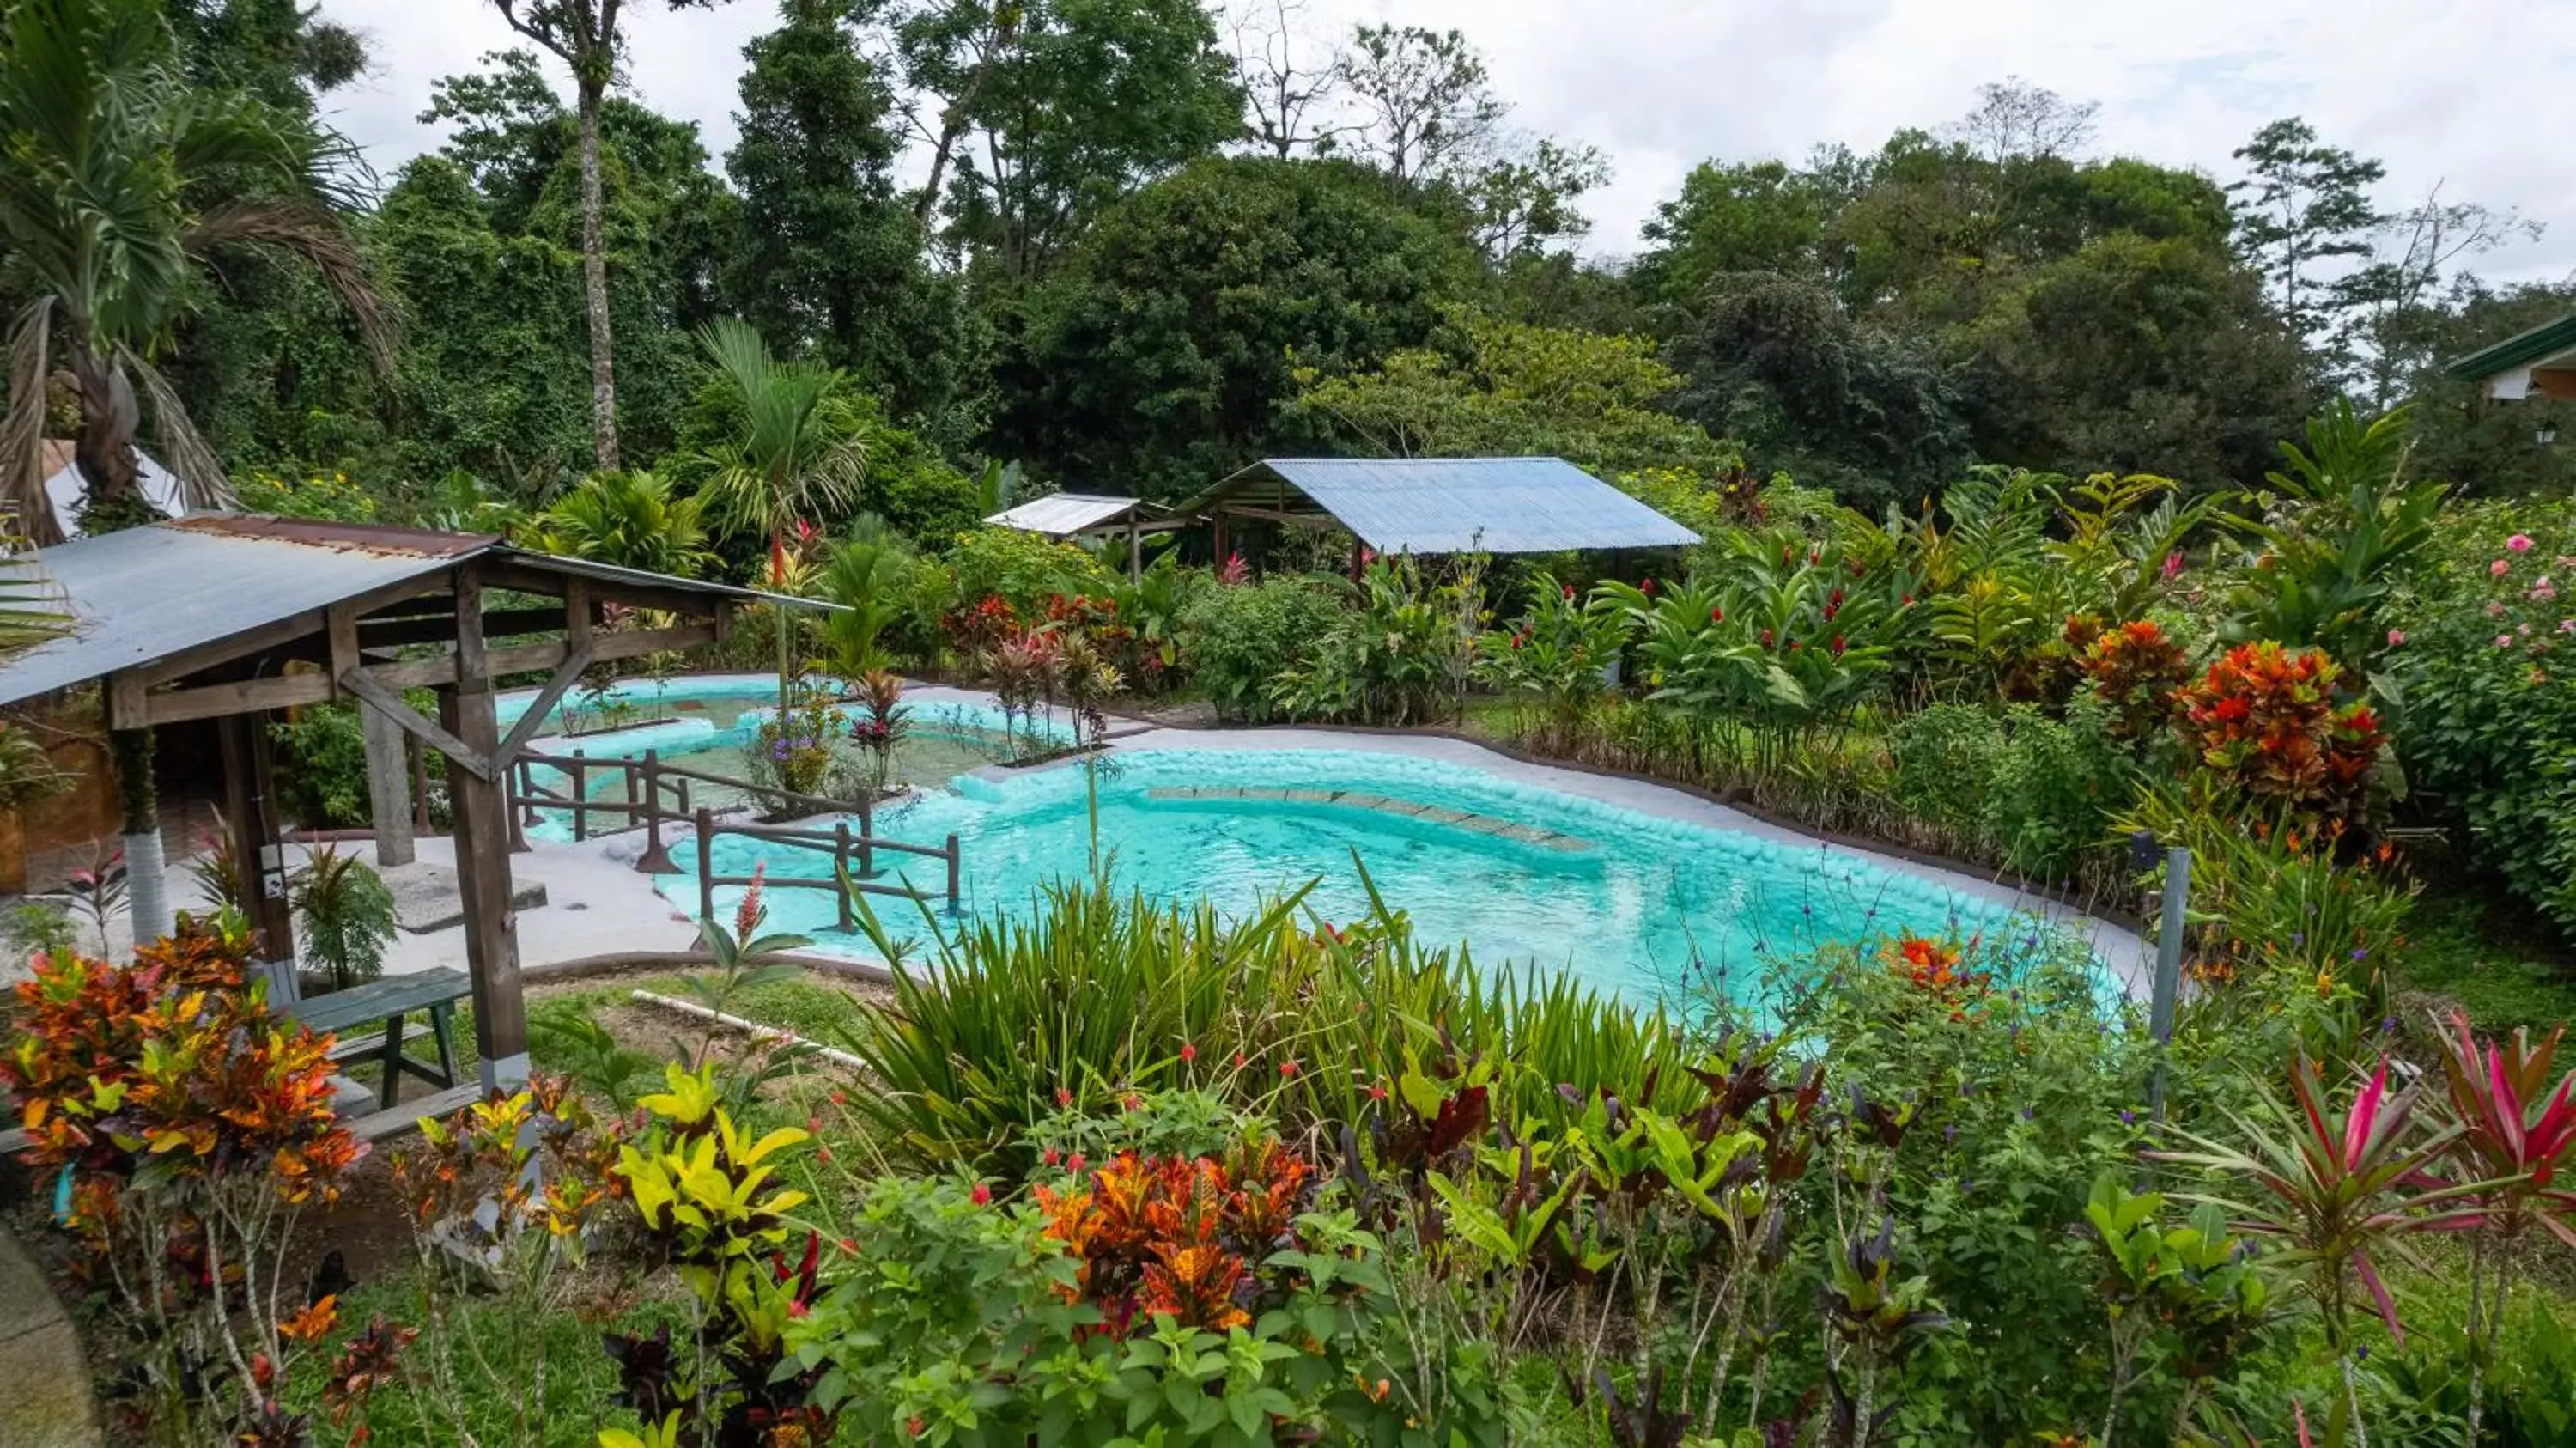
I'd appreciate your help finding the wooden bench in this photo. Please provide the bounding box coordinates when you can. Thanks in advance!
[284,968,470,1112]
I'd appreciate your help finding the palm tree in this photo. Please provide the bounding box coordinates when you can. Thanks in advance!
[815,514,913,679]
[694,317,865,718]
[527,469,714,577]
[0,0,390,942]
[0,0,390,541]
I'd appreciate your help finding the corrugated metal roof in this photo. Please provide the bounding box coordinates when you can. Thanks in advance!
[1198,457,1700,555]
[0,521,471,705]
[986,493,1157,537]
[2445,311,2576,379]
[0,518,818,708]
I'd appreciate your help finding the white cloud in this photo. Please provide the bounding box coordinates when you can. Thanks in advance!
[314,0,2576,281]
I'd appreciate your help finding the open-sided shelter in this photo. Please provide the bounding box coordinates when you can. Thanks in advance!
[0,515,783,1097]
[983,493,1173,580]
[1186,457,1700,563]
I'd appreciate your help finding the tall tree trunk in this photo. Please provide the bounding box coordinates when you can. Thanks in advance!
[577,82,621,471]
[68,345,141,516]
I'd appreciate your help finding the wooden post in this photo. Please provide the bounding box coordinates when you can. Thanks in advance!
[443,567,528,1092]
[410,735,431,835]
[833,821,854,932]
[2148,846,2191,1121]
[568,750,588,842]
[857,794,875,877]
[636,750,676,873]
[506,757,529,854]
[945,832,960,914]
[695,806,715,924]
[216,712,296,976]
[359,697,416,867]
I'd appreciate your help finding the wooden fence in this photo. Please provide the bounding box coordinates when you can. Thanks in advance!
[506,747,961,929]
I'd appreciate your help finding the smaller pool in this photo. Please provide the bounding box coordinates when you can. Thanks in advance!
[495,675,1073,843]
[669,741,2127,1010]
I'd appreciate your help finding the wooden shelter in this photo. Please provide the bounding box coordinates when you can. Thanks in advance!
[0,516,774,1092]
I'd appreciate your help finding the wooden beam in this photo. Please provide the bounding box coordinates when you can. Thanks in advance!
[489,579,592,770]
[106,670,149,732]
[145,672,336,726]
[326,603,361,683]
[476,558,726,619]
[443,568,528,1090]
[141,622,717,725]
[340,669,492,781]
[357,606,564,649]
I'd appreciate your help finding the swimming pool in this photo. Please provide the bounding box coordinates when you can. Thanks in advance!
[496,675,1073,843]
[668,736,2136,1007]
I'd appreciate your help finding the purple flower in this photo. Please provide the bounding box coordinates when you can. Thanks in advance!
[2118,1109,2136,1124]
[2350,946,2367,961]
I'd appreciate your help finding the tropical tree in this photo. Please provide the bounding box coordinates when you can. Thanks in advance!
[0,0,388,945]
[0,0,388,541]
[813,514,914,680]
[489,0,726,469]
[693,316,865,716]
[526,469,713,576]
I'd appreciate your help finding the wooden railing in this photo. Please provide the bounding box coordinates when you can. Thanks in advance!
[507,747,962,928]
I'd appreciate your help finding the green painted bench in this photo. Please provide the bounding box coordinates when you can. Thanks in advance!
[284,968,469,1111]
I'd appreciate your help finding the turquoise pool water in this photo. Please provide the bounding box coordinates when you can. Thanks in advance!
[669,744,2085,1006]
[496,677,1072,843]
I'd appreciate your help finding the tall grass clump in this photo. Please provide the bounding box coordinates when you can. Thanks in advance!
[835,873,1699,1174]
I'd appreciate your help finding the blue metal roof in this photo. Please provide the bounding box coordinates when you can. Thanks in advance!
[1200,457,1700,555]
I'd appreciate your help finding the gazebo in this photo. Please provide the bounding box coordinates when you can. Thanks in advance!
[0,515,777,1097]
[1184,457,1701,565]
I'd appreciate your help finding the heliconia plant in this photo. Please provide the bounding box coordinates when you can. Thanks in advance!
[2429,1012,2576,1442]
[2152,1054,2472,1448]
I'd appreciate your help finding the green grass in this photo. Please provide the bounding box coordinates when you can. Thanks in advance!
[2388,891,2576,1032]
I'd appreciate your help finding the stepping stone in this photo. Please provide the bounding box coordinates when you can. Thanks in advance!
[1455,814,1514,836]
[1414,806,1472,825]
[1282,789,1337,804]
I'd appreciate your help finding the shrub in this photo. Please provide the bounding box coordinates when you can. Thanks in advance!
[940,525,1115,625]
[2174,642,2384,824]
[292,843,399,990]
[270,703,374,828]
[1474,571,1627,755]
[1985,697,2133,885]
[1176,576,1346,722]
[1272,556,1479,727]
[2082,618,2194,740]
[0,924,368,1445]
[2385,500,2576,934]
[1886,703,2006,853]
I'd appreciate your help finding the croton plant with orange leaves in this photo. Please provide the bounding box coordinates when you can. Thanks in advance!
[0,921,369,1445]
[2176,642,2384,821]
[2081,618,2195,739]
[1033,1136,1317,1337]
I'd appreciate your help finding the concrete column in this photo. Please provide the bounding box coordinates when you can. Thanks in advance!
[359,697,416,867]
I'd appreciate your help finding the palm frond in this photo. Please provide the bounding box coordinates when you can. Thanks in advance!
[184,199,395,373]
[126,350,231,510]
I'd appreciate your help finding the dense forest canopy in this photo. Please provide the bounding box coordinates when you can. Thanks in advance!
[8,0,2573,554]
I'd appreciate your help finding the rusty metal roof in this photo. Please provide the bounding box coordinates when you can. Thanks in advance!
[1188,457,1700,555]
[0,517,810,709]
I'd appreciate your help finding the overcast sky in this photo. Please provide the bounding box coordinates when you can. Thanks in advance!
[313,0,2576,282]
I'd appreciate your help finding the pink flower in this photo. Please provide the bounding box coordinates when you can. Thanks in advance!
[2162,551,2184,580]
[2385,630,2406,648]
[2494,558,2513,578]
[2488,600,2508,617]
[2497,634,2516,648]
[2507,533,2536,553]
[2561,618,2576,635]
[735,863,767,939]
[2533,577,2559,601]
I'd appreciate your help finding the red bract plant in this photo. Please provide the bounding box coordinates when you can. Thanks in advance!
[2431,1013,2576,1441]
[0,922,368,1445]
[943,591,1020,653]
[2175,642,2384,822]
[2082,619,2193,739]
[2154,1054,2469,1443]
[1031,1137,1316,1337]
[1883,933,1987,1011]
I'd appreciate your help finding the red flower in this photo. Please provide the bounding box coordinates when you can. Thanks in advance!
[1562,583,1575,599]
[1640,577,1656,594]
[1067,1153,1087,1174]
[970,1181,993,1206]
[1710,605,1724,623]
[1279,1060,1301,1079]
[1760,628,1776,647]
[1042,1147,1060,1165]
[1178,1042,1197,1064]
[1367,1082,1388,1102]
[1056,1087,1074,1109]
[1830,635,1847,657]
